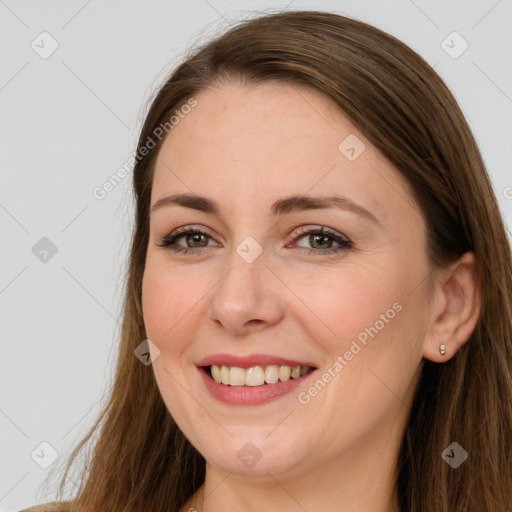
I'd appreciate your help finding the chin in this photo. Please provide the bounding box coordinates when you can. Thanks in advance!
[205,440,303,477]
[192,428,307,477]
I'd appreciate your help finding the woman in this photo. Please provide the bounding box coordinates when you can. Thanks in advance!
[21,10,512,512]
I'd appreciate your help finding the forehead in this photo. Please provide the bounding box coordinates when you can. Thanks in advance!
[157,80,352,161]
[151,81,415,224]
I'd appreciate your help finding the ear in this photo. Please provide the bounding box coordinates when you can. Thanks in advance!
[422,251,481,363]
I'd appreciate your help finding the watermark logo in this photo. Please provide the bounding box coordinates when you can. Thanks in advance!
[134,338,161,365]
[441,442,468,468]
[441,31,469,59]
[237,442,262,468]
[31,441,59,469]
[338,134,366,161]
[31,31,59,59]
[32,237,58,263]
[236,236,263,264]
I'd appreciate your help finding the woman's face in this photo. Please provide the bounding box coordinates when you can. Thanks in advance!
[142,81,434,478]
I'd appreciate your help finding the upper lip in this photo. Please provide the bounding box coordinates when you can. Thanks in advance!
[197,353,317,369]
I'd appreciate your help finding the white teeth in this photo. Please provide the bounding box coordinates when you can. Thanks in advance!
[221,365,230,385]
[229,366,246,386]
[245,366,265,386]
[211,364,222,383]
[209,364,312,386]
[278,365,291,382]
[264,365,279,384]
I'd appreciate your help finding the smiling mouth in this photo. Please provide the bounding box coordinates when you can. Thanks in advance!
[203,364,315,387]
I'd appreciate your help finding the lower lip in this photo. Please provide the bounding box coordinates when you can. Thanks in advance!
[198,367,316,406]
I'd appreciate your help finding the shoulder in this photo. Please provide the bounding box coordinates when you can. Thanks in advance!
[16,501,71,512]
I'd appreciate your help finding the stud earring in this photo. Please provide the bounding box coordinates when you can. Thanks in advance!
[439,344,446,356]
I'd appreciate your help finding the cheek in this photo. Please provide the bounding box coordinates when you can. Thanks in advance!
[289,262,404,346]
[141,264,198,355]
[293,267,424,435]
[289,259,425,396]
[141,266,203,425]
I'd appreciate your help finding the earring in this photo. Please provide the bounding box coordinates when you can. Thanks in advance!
[439,344,446,356]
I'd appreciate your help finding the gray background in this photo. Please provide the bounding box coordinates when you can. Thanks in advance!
[1,1,511,510]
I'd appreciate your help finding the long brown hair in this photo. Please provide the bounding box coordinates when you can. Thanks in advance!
[32,10,512,512]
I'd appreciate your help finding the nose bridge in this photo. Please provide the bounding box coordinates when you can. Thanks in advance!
[207,234,284,333]
[215,236,268,307]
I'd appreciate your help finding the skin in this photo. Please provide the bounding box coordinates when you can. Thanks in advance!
[141,81,481,512]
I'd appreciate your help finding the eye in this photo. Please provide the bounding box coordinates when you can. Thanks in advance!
[156,225,218,254]
[291,226,353,256]
[156,225,353,256]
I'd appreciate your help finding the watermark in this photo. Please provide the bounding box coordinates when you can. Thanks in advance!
[441,442,468,468]
[31,441,59,469]
[503,186,512,200]
[338,133,366,161]
[92,97,198,201]
[32,236,58,263]
[134,338,161,365]
[297,301,403,405]
[31,31,59,59]
[237,441,263,468]
[441,31,469,60]
[236,236,263,263]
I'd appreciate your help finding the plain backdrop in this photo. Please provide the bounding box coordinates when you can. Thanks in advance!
[1,1,511,510]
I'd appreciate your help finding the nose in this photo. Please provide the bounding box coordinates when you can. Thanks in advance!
[207,245,285,336]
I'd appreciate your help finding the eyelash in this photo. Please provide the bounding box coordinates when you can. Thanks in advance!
[156,225,353,256]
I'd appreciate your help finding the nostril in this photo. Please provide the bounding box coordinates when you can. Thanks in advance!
[246,319,263,326]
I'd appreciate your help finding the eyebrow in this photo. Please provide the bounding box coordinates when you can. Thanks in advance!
[150,193,381,226]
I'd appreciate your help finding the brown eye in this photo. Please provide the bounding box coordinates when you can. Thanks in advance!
[185,233,209,247]
[308,233,334,249]
[293,226,353,256]
[157,226,217,254]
